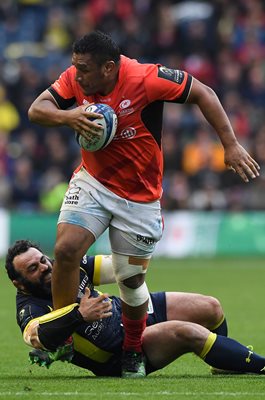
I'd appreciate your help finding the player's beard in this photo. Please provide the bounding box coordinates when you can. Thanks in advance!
[19,267,52,299]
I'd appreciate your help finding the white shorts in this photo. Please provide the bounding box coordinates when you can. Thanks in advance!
[58,167,163,257]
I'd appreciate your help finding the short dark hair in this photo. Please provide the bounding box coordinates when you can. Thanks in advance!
[5,239,42,281]
[72,30,121,66]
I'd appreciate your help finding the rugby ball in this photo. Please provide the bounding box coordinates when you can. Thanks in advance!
[75,103,117,152]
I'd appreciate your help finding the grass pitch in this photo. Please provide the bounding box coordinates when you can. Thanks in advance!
[1,256,265,399]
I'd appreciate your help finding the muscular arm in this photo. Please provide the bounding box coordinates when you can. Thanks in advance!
[28,90,71,127]
[186,78,260,182]
[28,90,103,137]
[187,79,236,148]
[24,303,83,351]
[23,289,112,351]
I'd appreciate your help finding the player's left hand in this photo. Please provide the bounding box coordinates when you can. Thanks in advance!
[224,142,260,182]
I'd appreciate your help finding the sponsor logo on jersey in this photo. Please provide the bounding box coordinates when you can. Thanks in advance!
[117,99,134,116]
[117,107,134,117]
[68,186,81,195]
[79,274,89,292]
[136,234,155,246]
[113,127,136,141]
[19,308,25,321]
[119,99,131,109]
[64,186,81,205]
[82,255,87,264]
[158,66,185,84]
[85,320,104,341]
[147,294,154,314]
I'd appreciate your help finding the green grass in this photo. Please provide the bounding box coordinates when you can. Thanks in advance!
[1,257,265,399]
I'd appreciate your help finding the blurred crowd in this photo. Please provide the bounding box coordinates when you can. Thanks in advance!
[0,0,265,212]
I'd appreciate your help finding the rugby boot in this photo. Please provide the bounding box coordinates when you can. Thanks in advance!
[29,341,74,369]
[121,350,146,378]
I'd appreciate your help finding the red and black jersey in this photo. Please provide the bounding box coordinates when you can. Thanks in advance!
[48,56,192,202]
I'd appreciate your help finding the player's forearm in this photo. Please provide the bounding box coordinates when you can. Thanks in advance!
[23,303,84,351]
[199,91,237,147]
[188,79,238,148]
[28,99,69,127]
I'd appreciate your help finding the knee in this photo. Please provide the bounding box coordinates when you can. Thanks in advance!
[123,274,145,289]
[111,253,149,286]
[54,239,80,264]
[173,323,200,351]
[204,295,224,327]
[118,281,149,306]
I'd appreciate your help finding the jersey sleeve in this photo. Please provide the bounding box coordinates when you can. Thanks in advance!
[79,255,96,281]
[94,255,115,285]
[36,304,83,351]
[145,65,193,104]
[80,255,115,286]
[48,67,76,109]
[20,301,84,351]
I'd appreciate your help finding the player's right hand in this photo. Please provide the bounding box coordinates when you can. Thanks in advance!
[64,104,103,139]
[78,287,112,321]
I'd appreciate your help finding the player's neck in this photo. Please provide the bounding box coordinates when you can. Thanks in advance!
[98,70,119,96]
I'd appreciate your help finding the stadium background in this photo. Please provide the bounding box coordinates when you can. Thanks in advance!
[0,0,265,256]
[1,2,265,397]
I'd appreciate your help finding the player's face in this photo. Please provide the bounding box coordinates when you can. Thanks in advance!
[13,247,52,298]
[72,53,114,96]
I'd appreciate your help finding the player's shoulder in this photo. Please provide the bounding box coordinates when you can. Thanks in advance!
[51,65,78,98]
[54,65,76,84]
[64,65,76,76]
[121,55,158,79]
[16,291,52,314]
[16,293,52,331]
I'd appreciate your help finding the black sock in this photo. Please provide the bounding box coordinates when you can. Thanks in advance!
[204,335,265,374]
[211,317,228,336]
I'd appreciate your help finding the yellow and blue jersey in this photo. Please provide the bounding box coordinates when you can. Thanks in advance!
[16,255,167,376]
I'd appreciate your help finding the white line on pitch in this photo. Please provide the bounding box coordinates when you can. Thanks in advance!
[1,392,265,397]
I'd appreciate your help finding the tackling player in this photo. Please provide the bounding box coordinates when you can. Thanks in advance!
[5,239,265,377]
[28,31,260,377]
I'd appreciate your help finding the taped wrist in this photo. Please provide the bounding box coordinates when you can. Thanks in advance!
[38,303,84,351]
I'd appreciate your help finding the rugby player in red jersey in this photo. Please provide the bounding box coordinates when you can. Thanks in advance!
[28,31,260,377]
